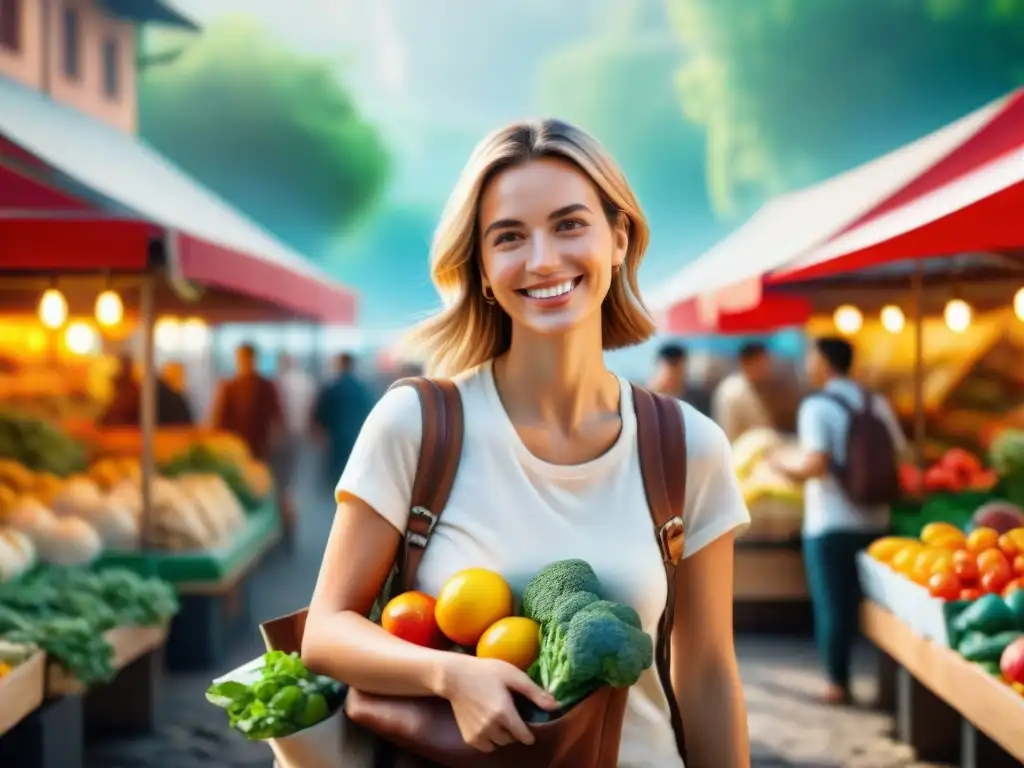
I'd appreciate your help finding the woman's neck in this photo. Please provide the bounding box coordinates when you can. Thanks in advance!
[495,323,618,431]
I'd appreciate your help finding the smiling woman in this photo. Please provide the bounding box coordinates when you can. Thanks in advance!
[404,119,655,376]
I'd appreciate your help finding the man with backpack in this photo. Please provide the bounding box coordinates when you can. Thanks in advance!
[770,336,908,705]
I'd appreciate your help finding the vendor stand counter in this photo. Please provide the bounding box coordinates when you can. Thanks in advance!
[733,539,812,634]
[861,600,1024,768]
[0,650,82,768]
[49,624,168,738]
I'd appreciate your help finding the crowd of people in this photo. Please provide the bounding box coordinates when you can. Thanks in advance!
[648,336,907,706]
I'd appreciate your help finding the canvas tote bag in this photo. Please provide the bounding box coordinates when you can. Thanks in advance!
[261,378,689,767]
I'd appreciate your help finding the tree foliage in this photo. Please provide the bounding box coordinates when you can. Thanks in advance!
[139,17,390,257]
[668,0,1024,216]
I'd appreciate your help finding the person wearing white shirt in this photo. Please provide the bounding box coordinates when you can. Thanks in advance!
[771,337,907,706]
[711,342,773,443]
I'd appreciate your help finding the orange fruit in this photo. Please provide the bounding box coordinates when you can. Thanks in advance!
[1013,555,1024,576]
[868,537,919,564]
[927,571,961,601]
[998,533,1021,560]
[1008,529,1024,549]
[911,547,949,585]
[966,527,1000,555]
[977,548,1009,572]
[982,568,1011,595]
[435,568,514,646]
[892,543,923,576]
[920,522,963,546]
[959,587,983,601]
[475,617,541,671]
[930,532,967,551]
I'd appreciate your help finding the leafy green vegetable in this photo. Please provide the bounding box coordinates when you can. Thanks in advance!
[991,429,1024,506]
[0,411,87,476]
[206,651,344,740]
[523,560,654,709]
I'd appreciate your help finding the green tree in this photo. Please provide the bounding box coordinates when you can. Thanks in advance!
[536,0,720,264]
[667,0,1024,216]
[139,17,390,258]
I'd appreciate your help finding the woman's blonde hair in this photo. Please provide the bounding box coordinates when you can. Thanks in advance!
[403,118,656,376]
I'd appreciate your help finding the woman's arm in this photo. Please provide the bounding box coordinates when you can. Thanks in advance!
[670,531,750,767]
[302,495,449,697]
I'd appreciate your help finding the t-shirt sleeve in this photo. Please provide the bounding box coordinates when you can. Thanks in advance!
[335,385,422,533]
[797,397,829,454]
[680,404,752,559]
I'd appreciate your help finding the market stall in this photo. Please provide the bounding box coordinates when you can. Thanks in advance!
[0,83,361,764]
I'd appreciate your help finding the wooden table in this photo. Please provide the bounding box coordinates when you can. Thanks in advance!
[861,600,1024,767]
[0,651,45,736]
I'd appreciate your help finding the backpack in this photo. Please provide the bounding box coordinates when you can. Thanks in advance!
[817,387,900,506]
[389,376,689,764]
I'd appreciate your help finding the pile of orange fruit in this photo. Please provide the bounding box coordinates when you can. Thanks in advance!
[868,523,1024,601]
[380,568,541,671]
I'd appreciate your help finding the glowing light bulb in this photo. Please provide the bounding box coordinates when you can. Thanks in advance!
[1014,287,1024,322]
[833,304,862,336]
[944,299,972,333]
[155,317,181,351]
[95,290,123,327]
[880,305,905,333]
[39,289,68,329]
[181,317,209,352]
[64,321,98,355]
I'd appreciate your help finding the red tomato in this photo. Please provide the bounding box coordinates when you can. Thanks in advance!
[953,555,979,585]
[381,591,443,648]
[981,568,1011,595]
[1013,555,1024,576]
[959,588,984,601]
[927,572,962,601]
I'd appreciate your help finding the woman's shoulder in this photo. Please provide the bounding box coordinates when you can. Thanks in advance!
[679,398,731,461]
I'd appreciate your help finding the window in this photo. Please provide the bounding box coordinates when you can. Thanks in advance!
[0,0,21,52]
[102,37,118,98]
[62,5,80,80]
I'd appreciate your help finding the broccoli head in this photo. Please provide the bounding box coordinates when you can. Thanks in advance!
[532,592,654,707]
[521,559,603,625]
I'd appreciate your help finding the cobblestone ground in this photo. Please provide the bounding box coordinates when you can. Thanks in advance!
[84,451,951,768]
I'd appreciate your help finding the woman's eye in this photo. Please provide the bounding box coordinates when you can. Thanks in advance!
[556,219,586,232]
[494,231,519,245]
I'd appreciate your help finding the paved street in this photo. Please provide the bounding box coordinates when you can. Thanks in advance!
[84,455,950,768]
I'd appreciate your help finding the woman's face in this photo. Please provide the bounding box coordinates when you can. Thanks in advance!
[477,157,628,338]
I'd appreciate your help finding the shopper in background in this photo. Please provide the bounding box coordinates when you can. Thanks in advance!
[312,353,374,490]
[712,342,773,442]
[156,361,194,426]
[210,343,284,462]
[648,342,712,415]
[770,336,907,705]
[100,354,141,427]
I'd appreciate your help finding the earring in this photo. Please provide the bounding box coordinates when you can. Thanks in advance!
[482,285,496,304]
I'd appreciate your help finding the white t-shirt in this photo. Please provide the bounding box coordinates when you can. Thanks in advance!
[797,377,908,538]
[336,360,751,768]
[277,368,316,437]
[711,372,772,443]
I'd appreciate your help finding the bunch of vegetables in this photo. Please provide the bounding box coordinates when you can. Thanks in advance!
[0,566,178,685]
[990,429,1024,507]
[0,639,37,680]
[948,592,1024,696]
[899,448,997,496]
[205,651,344,740]
[0,412,86,478]
[378,559,654,715]
[868,523,1024,601]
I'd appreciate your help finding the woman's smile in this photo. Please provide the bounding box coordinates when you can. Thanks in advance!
[517,276,584,306]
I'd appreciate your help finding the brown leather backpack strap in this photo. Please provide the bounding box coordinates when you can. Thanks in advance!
[387,377,465,592]
[632,384,688,759]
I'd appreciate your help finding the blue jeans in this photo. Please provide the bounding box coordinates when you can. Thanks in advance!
[803,531,880,689]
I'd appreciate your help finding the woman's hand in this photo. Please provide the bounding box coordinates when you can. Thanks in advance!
[437,654,557,752]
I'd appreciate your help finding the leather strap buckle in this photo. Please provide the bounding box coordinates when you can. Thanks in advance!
[658,516,685,565]
[406,506,438,548]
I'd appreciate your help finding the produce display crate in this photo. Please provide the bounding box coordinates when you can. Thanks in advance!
[92,499,280,584]
[856,553,965,646]
[862,600,1024,767]
[0,650,45,736]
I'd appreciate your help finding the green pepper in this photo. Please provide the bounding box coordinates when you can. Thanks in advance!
[1005,590,1024,630]
[268,685,303,715]
[952,593,1016,636]
[958,630,1023,662]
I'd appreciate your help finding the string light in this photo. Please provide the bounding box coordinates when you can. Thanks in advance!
[833,304,862,336]
[95,290,124,327]
[880,305,905,333]
[944,298,972,333]
[38,289,68,329]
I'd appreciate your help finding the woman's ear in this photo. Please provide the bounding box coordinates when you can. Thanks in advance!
[611,213,629,269]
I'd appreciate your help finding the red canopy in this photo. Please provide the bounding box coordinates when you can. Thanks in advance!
[0,81,357,324]
[661,294,812,335]
[650,87,1024,328]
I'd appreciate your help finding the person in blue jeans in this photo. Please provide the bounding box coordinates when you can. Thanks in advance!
[771,337,907,704]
